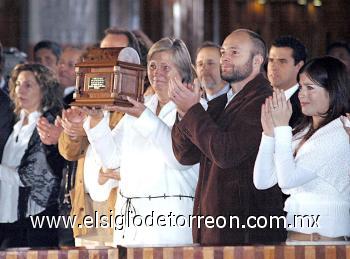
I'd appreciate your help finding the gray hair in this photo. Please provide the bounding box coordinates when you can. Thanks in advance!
[196,41,221,57]
[147,37,194,83]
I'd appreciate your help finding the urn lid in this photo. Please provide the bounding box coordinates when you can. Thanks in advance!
[76,47,141,67]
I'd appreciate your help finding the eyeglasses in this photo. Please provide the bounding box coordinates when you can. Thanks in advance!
[196,60,218,68]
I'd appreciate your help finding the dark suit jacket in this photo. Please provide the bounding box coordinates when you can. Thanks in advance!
[289,88,302,128]
[172,74,287,245]
[0,91,14,160]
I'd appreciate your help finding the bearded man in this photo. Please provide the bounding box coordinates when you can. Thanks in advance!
[170,29,287,245]
[195,41,229,101]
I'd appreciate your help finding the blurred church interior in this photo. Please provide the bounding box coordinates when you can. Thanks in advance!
[0,0,349,64]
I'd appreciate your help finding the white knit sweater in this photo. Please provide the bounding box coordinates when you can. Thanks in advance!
[254,118,350,237]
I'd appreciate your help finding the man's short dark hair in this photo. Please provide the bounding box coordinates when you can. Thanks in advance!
[272,36,307,65]
[104,27,141,56]
[196,41,221,57]
[326,41,350,55]
[33,40,62,63]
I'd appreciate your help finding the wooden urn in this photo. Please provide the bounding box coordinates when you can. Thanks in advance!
[71,47,146,107]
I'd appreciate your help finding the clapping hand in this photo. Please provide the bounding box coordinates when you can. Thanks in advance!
[261,98,274,137]
[37,117,63,145]
[168,77,201,117]
[56,107,87,139]
[269,89,292,127]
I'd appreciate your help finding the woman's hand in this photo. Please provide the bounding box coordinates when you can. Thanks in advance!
[104,97,145,118]
[270,89,292,127]
[37,117,63,145]
[56,107,87,139]
[261,98,274,137]
[98,167,121,185]
[168,77,201,117]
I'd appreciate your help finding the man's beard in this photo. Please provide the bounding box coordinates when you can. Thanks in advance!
[221,58,253,83]
[200,76,216,89]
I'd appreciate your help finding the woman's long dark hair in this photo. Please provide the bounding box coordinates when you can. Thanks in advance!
[293,56,350,142]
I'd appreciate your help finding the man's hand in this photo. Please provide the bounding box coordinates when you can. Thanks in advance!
[168,77,201,117]
[62,107,86,123]
[37,117,63,145]
[56,107,87,139]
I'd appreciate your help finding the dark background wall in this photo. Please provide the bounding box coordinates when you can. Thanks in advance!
[0,0,349,59]
[0,0,22,48]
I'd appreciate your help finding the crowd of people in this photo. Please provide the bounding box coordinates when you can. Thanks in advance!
[0,27,349,249]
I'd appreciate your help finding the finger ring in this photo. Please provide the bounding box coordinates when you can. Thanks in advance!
[273,106,277,109]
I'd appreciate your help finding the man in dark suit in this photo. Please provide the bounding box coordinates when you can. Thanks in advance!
[33,40,62,77]
[57,46,84,107]
[327,41,350,75]
[170,29,286,245]
[267,36,307,127]
[0,42,8,95]
[0,90,14,160]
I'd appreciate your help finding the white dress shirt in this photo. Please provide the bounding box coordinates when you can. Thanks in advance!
[284,84,299,100]
[0,77,6,91]
[64,86,75,97]
[205,83,230,101]
[200,86,237,111]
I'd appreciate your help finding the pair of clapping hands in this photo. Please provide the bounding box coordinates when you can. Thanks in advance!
[36,76,201,166]
[37,97,148,145]
[168,77,201,117]
[261,89,350,139]
[37,107,87,145]
[37,106,122,183]
[261,89,292,137]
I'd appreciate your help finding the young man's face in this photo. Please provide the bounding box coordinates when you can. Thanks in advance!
[267,46,303,90]
[220,32,255,83]
[34,48,59,75]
